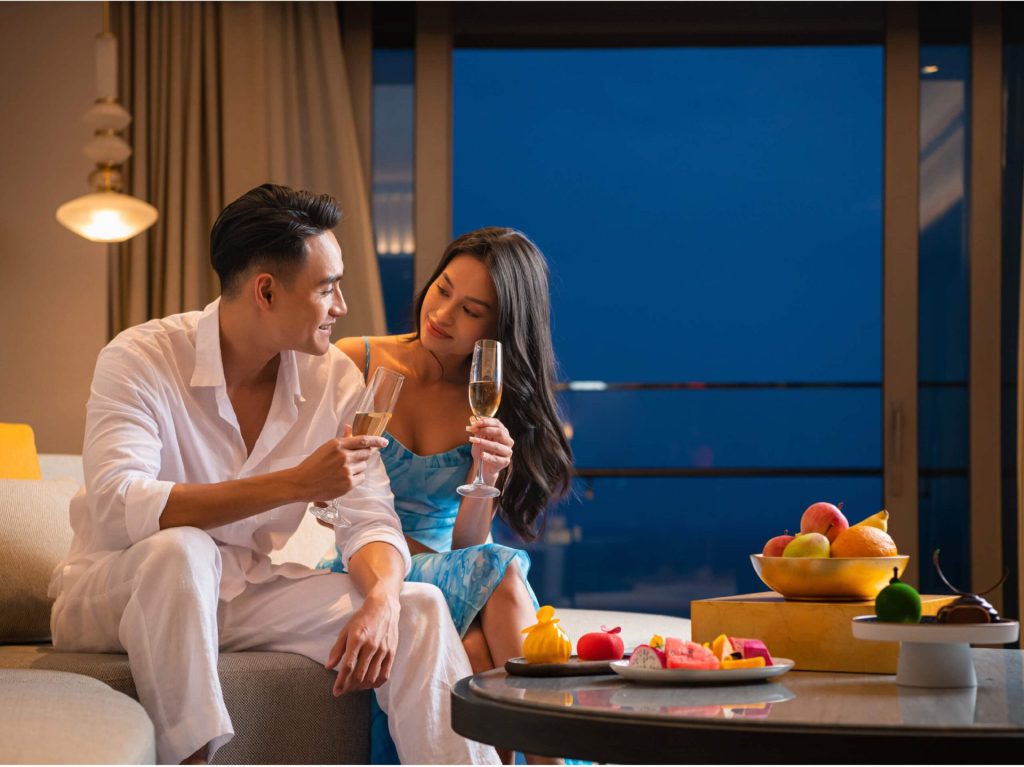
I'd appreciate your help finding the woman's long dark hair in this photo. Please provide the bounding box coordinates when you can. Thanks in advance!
[411,227,573,540]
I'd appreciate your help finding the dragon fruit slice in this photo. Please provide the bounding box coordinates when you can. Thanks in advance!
[628,644,666,669]
[729,637,774,666]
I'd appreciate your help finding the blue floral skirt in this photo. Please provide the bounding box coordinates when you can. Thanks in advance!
[317,542,540,763]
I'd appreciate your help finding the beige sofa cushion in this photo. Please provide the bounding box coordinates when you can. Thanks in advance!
[0,669,155,764]
[0,478,77,642]
[0,645,371,764]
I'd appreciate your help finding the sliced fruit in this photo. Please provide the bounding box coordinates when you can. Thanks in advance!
[721,656,767,670]
[665,639,721,670]
[710,633,735,661]
[729,637,774,666]
[628,644,666,669]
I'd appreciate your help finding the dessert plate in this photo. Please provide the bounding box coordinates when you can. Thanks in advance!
[505,655,625,677]
[609,658,794,685]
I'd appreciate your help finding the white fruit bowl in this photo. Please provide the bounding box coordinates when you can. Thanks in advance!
[750,554,909,601]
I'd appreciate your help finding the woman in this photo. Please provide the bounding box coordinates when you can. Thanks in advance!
[318,227,574,764]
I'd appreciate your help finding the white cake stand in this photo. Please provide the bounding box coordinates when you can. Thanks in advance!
[852,616,1020,688]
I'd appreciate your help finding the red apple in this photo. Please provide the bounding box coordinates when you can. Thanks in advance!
[800,501,848,544]
[762,531,796,557]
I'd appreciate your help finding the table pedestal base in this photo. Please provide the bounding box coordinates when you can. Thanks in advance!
[897,641,975,688]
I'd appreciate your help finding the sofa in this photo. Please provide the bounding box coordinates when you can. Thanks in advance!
[0,451,691,764]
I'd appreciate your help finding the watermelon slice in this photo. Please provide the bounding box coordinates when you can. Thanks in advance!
[665,638,721,670]
[729,637,774,666]
[628,644,666,669]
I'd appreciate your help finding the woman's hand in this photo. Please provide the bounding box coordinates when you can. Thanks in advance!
[467,416,514,486]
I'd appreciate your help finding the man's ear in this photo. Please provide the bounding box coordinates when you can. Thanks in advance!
[254,273,275,310]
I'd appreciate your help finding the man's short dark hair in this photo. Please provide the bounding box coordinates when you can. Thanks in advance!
[211,183,341,296]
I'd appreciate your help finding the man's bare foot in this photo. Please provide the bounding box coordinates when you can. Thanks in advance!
[181,744,209,765]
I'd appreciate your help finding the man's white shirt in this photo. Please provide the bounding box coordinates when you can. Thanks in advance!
[50,298,411,602]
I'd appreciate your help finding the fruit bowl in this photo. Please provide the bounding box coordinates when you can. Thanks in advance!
[750,554,909,601]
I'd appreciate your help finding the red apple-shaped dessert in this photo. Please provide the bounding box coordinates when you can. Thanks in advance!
[800,501,849,544]
[577,626,625,661]
[762,530,796,557]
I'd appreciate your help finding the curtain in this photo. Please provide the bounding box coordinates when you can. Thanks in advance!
[108,2,385,340]
[1011,43,1024,637]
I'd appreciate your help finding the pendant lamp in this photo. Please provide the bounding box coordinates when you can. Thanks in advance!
[56,2,157,243]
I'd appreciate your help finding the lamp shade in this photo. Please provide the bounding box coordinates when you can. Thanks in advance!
[56,191,158,243]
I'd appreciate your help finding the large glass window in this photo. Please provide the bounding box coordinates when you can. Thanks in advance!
[917,45,971,594]
[372,49,415,333]
[453,46,884,614]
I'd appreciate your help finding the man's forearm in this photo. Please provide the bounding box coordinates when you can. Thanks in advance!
[159,470,304,530]
[347,541,406,601]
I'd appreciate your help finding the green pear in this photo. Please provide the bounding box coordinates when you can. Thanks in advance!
[782,532,830,558]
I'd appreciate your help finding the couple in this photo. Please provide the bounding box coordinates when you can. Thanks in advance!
[47,183,573,765]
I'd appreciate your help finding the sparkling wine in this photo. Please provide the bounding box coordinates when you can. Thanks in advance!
[352,411,392,437]
[469,381,501,417]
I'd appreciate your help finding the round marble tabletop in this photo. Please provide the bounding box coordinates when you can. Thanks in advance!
[452,648,1024,763]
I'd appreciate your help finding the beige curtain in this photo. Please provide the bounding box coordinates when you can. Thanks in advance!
[108,2,385,339]
[1019,199,1024,639]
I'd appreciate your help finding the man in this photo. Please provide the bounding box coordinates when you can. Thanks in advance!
[48,183,499,765]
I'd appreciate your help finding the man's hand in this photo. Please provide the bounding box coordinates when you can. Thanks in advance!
[326,592,400,696]
[291,425,388,502]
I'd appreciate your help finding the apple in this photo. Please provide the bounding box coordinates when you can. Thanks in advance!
[800,501,849,544]
[783,532,830,558]
[762,531,796,557]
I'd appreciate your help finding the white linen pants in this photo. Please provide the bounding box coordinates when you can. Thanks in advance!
[50,527,499,765]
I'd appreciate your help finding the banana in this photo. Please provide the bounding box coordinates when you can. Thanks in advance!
[852,509,889,532]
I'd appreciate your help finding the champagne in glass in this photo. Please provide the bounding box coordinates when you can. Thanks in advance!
[468,381,501,418]
[309,366,405,526]
[352,411,392,437]
[458,340,503,499]
[352,366,404,436]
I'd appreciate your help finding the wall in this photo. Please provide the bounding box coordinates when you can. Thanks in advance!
[0,2,108,453]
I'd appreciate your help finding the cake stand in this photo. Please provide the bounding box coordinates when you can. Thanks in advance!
[851,616,1019,688]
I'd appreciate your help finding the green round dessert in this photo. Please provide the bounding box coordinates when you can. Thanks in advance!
[874,567,922,623]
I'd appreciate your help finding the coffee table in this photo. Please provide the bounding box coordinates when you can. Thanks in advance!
[452,649,1024,763]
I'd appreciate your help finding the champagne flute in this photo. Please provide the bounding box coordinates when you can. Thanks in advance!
[309,366,405,526]
[457,339,503,499]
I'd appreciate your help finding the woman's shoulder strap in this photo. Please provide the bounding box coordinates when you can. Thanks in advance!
[361,336,371,382]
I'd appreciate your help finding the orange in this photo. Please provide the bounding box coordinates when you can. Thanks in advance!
[830,526,898,557]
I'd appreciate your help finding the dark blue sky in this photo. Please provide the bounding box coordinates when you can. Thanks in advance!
[453,47,884,384]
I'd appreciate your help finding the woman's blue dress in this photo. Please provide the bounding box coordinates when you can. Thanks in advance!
[317,339,539,763]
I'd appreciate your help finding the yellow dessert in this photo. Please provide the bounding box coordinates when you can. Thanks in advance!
[521,605,572,664]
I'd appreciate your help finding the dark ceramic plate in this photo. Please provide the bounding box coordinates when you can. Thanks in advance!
[505,655,626,677]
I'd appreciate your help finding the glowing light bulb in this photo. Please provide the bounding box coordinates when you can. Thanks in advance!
[57,191,158,243]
